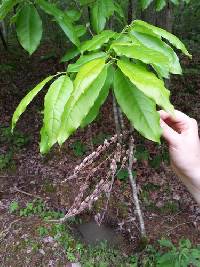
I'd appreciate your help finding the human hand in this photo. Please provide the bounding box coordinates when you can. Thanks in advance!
[159,110,200,204]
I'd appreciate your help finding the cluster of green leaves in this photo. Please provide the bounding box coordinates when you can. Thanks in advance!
[141,238,200,267]
[11,20,191,153]
[0,0,192,56]
[141,0,191,11]
[0,0,125,55]
[9,199,65,219]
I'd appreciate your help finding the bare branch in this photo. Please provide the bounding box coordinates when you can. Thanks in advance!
[128,136,146,237]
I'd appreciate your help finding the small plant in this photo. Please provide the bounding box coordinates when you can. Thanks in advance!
[0,126,29,149]
[135,144,169,168]
[9,200,19,213]
[71,140,87,157]
[156,238,200,267]
[149,154,163,169]
[19,200,45,217]
[38,226,49,237]
[0,152,13,170]
[0,126,30,170]
[117,167,136,182]
[135,145,150,161]
[10,199,65,220]
[92,132,112,145]
[80,241,133,266]
[139,238,200,267]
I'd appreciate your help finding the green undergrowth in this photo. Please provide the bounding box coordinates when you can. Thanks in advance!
[0,126,30,170]
[8,200,200,266]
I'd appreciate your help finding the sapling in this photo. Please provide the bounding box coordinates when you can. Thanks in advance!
[10,18,191,239]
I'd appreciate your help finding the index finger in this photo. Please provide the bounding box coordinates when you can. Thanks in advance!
[159,110,191,124]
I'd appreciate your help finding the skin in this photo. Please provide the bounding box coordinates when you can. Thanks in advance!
[159,110,200,205]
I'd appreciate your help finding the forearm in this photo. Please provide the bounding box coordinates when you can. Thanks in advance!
[175,166,200,205]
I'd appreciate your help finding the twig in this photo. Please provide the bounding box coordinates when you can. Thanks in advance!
[164,221,192,235]
[12,186,43,200]
[154,211,182,232]
[128,136,146,237]
[0,219,20,241]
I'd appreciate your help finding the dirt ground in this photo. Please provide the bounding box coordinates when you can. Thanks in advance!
[0,43,200,266]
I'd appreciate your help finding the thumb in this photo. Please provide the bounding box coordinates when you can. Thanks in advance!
[160,119,179,146]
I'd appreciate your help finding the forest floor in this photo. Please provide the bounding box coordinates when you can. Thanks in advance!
[0,43,200,266]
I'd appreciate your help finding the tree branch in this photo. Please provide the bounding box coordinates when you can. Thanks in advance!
[128,135,146,237]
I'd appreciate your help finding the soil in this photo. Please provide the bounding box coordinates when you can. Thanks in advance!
[0,42,200,266]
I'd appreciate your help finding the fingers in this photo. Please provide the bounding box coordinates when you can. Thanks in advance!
[159,109,199,145]
[159,109,193,133]
[160,119,179,146]
[159,110,191,124]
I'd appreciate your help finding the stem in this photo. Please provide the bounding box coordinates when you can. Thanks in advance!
[118,107,125,131]
[112,93,122,142]
[128,135,146,237]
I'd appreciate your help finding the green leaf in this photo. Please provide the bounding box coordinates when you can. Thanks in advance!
[158,238,174,248]
[140,0,154,9]
[60,47,80,63]
[156,0,166,11]
[80,30,116,53]
[170,0,179,5]
[0,0,20,21]
[129,30,182,75]
[117,59,174,114]
[113,2,124,18]
[16,4,43,55]
[79,0,95,5]
[40,126,50,154]
[132,20,191,58]
[65,9,81,21]
[111,40,170,78]
[179,239,191,249]
[75,24,87,37]
[12,76,54,131]
[157,252,176,267]
[68,52,106,72]
[37,0,80,47]
[114,69,161,142]
[90,0,115,34]
[91,0,106,34]
[58,58,106,145]
[43,75,73,148]
[81,65,114,127]
[56,16,80,48]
